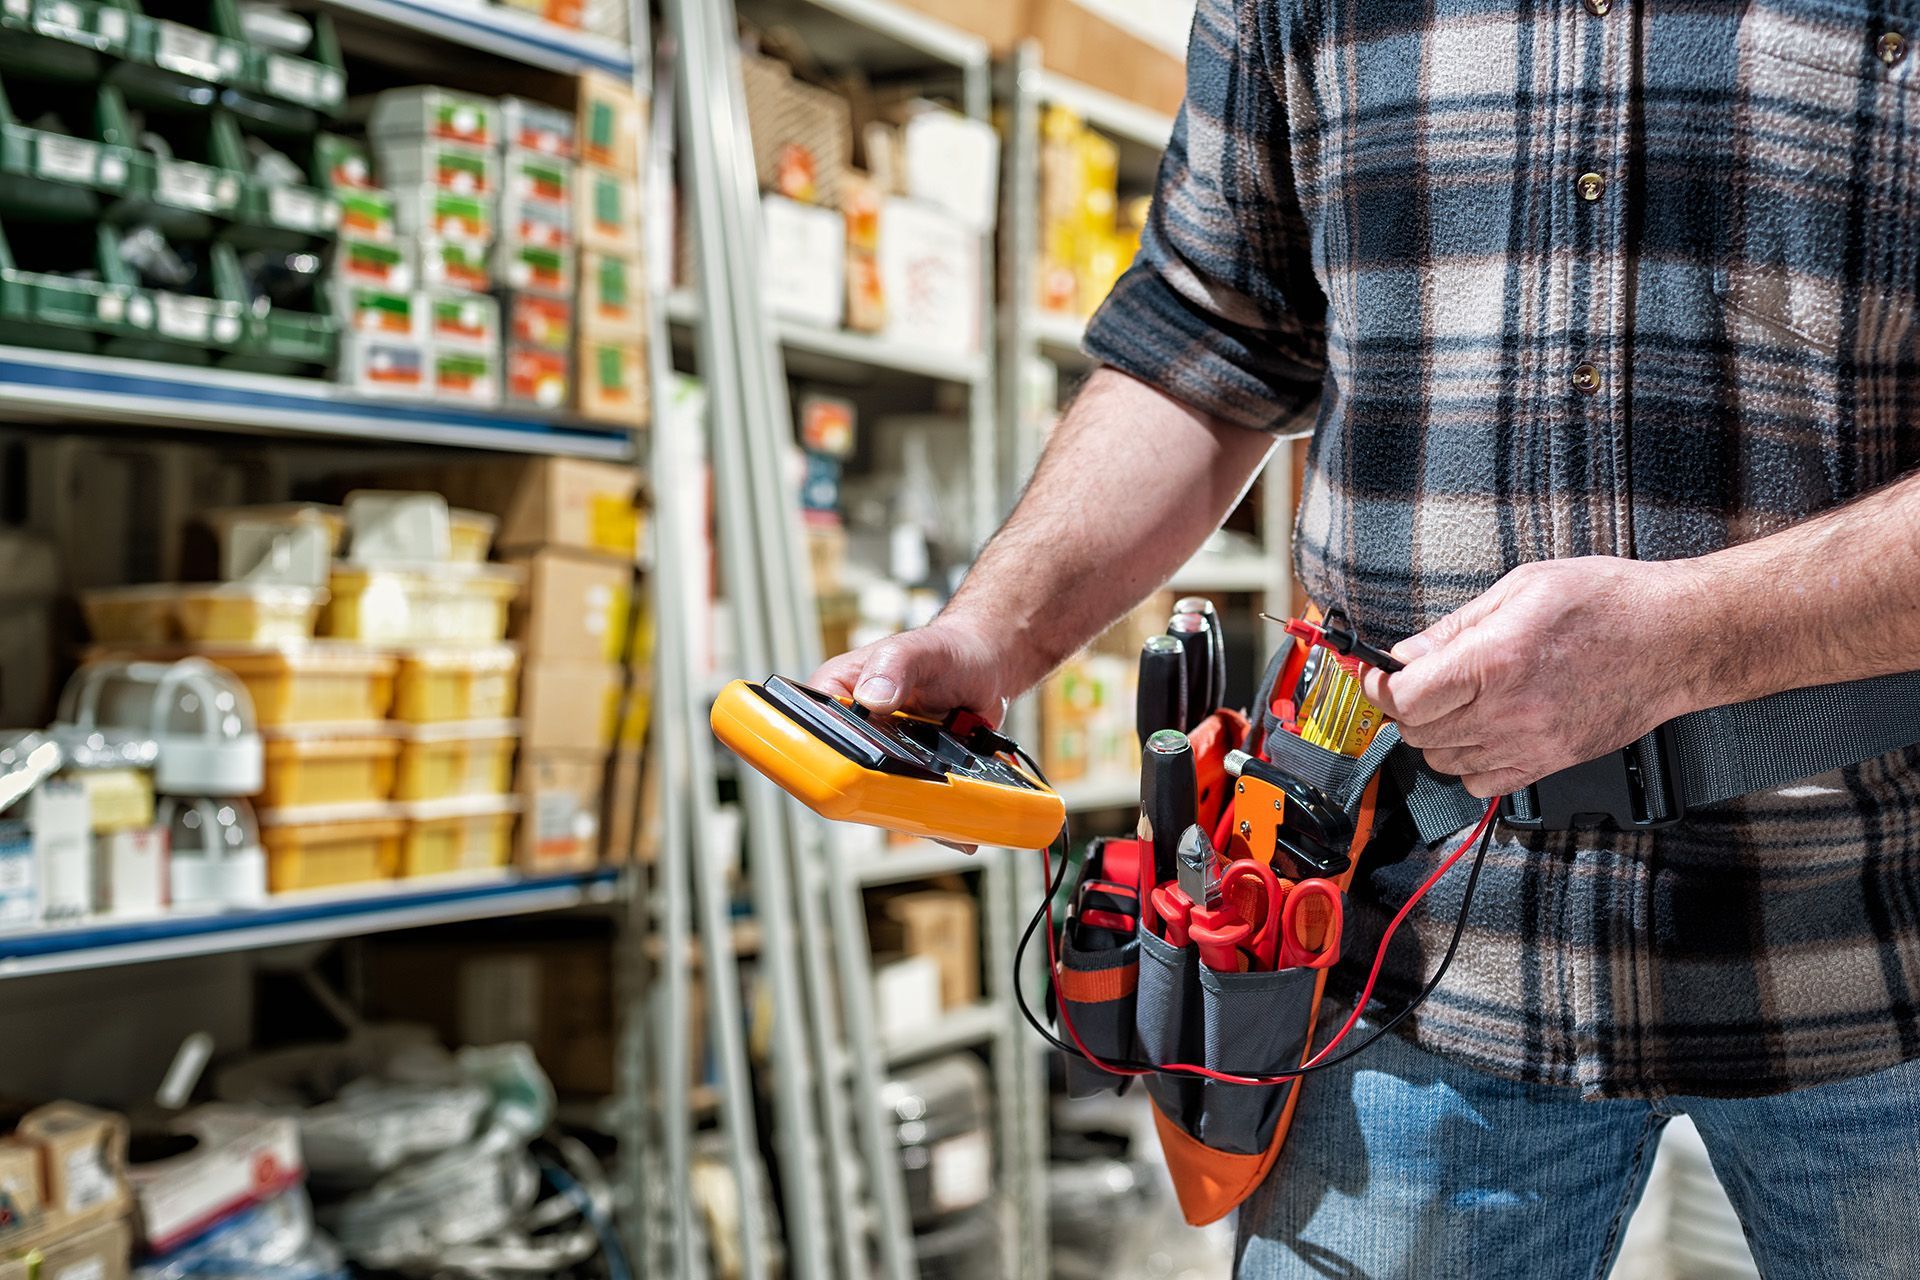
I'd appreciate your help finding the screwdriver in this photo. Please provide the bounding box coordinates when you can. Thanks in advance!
[1136,634,1188,748]
[1168,611,1212,729]
[1141,729,1197,887]
[1174,596,1228,717]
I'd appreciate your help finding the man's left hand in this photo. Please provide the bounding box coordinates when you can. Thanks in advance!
[1360,557,1713,799]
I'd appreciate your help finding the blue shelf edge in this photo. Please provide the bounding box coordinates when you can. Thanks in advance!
[0,869,621,963]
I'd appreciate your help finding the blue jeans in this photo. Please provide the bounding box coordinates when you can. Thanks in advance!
[1235,1021,1920,1279]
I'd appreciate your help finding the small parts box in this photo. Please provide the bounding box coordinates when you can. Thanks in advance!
[202,646,398,726]
[394,719,518,801]
[82,584,325,645]
[258,804,403,892]
[259,730,400,808]
[392,645,521,723]
[398,796,518,876]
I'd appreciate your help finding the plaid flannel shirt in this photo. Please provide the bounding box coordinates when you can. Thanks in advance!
[1086,0,1920,1098]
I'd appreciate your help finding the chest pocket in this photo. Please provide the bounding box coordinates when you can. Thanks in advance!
[1720,1,1920,356]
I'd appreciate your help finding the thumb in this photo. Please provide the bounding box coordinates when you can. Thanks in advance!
[851,638,924,715]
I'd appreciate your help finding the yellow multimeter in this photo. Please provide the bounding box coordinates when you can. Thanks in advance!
[710,676,1066,850]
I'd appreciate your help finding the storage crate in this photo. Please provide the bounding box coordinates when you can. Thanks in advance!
[0,219,242,357]
[394,719,517,801]
[392,645,520,723]
[0,78,141,221]
[260,729,399,807]
[0,0,129,81]
[324,564,521,645]
[199,644,397,725]
[82,583,325,643]
[398,796,517,877]
[242,9,343,116]
[258,804,402,891]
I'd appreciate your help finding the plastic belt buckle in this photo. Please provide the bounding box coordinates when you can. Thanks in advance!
[1499,724,1685,831]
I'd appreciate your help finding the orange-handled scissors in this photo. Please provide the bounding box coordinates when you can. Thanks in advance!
[1275,877,1344,969]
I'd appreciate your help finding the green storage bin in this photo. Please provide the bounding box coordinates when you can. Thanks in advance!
[0,0,127,80]
[98,228,243,360]
[0,78,142,220]
[241,10,342,117]
[118,104,243,234]
[227,269,336,373]
[110,0,246,109]
[0,220,151,352]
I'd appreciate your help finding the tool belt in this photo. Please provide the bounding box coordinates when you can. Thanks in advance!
[1052,617,1920,1226]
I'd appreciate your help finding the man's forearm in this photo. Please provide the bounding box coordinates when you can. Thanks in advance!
[940,367,1273,695]
[1679,470,1920,711]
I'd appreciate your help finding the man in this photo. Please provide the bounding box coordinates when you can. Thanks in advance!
[818,0,1920,1275]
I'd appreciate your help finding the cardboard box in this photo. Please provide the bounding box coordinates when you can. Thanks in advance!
[14,1104,129,1223]
[361,936,617,1095]
[507,548,632,664]
[394,457,640,560]
[741,54,850,207]
[578,71,644,173]
[1026,0,1185,119]
[577,165,641,256]
[93,826,168,918]
[0,1140,43,1239]
[579,251,645,338]
[128,1108,302,1256]
[878,197,979,356]
[872,954,942,1043]
[873,890,979,1009]
[31,1215,130,1280]
[517,751,607,871]
[888,0,1023,49]
[30,782,91,924]
[520,662,623,754]
[577,335,649,428]
[600,744,647,864]
[763,195,845,329]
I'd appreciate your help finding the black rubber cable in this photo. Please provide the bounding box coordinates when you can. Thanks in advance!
[1009,745,1496,1082]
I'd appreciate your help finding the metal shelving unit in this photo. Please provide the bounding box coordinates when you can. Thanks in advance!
[0,345,633,458]
[657,1,1046,1276]
[0,871,621,978]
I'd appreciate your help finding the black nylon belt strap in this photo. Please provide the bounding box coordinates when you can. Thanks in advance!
[1407,672,1920,840]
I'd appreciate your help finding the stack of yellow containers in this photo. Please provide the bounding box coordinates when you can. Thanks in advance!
[1037,106,1149,322]
[200,495,524,894]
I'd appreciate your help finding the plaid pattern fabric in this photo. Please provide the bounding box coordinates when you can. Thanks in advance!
[1085,0,1920,1097]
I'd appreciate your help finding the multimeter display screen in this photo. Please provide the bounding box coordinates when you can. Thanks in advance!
[754,677,1036,791]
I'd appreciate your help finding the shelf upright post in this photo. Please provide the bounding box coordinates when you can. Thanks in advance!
[662,0,847,1275]
[670,0,922,1275]
[993,41,1056,1280]
[633,23,772,1278]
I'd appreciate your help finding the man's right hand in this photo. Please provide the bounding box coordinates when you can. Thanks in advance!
[809,617,1018,728]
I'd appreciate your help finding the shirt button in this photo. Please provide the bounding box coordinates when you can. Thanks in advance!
[1572,363,1601,394]
[1879,31,1906,65]
[1583,0,1610,15]
[1577,171,1605,202]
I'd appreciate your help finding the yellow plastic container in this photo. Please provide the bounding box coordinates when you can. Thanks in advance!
[205,504,348,557]
[260,731,401,808]
[394,719,519,800]
[82,585,326,644]
[398,797,518,877]
[392,646,521,723]
[258,805,404,892]
[324,564,522,644]
[448,509,499,563]
[201,646,399,726]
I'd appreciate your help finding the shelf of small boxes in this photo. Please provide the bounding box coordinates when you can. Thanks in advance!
[48,459,647,918]
[329,75,646,427]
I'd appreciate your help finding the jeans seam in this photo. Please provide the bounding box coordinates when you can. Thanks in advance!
[1591,1114,1660,1280]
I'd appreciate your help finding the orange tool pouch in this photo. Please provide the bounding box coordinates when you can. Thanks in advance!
[1051,629,1399,1226]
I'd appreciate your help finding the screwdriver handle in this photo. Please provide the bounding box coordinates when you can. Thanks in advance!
[1137,635,1188,748]
[1169,612,1212,729]
[1142,729,1197,886]
[1178,596,1228,717]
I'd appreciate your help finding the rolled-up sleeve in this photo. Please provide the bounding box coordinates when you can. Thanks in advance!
[1082,0,1325,431]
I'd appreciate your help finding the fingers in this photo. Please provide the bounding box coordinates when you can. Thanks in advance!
[844,636,921,714]
[1367,631,1490,728]
[808,645,873,699]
